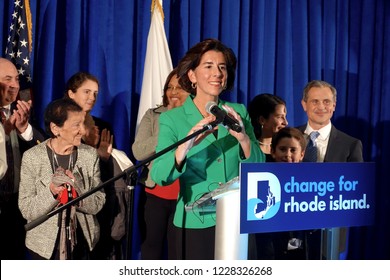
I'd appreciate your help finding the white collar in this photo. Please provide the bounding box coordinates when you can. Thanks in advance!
[1,105,11,117]
[304,122,332,140]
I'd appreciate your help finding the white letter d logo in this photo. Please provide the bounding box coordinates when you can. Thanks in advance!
[247,172,281,220]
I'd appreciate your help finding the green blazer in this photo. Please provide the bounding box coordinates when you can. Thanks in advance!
[151,96,265,229]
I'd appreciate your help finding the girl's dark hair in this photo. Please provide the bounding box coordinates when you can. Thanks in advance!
[64,71,99,98]
[44,98,83,138]
[271,127,306,152]
[248,93,286,139]
[162,68,179,107]
[177,38,237,95]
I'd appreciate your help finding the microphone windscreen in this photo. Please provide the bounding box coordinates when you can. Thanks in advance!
[205,101,217,114]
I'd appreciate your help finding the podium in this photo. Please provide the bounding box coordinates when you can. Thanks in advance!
[185,177,248,260]
[240,162,375,260]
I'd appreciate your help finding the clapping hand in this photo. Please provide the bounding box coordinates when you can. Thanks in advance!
[3,100,31,135]
[49,167,76,198]
[13,100,31,134]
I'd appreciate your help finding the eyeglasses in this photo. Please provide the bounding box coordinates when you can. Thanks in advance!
[167,85,183,92]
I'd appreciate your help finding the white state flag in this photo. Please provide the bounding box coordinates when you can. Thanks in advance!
[136,0,173,129]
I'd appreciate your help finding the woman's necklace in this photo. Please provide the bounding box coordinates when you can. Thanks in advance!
[50,139,74,171]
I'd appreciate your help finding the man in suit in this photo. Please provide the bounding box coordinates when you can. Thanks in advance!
[297,80,363,259]
[0,57,45,259]
[0,123,7,179]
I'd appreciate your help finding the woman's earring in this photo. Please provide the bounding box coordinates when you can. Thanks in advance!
[191,82,197,89]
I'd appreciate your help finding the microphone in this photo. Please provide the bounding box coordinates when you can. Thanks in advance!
[205,101,242,133]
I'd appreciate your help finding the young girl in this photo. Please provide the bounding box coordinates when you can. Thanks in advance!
[271,127,306,163]
[270,127,307,259]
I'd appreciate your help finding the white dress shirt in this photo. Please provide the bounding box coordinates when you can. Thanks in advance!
[0,123,7,179]
[304,122,332,162]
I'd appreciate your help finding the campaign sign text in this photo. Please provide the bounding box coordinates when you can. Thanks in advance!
[240,162,375,234]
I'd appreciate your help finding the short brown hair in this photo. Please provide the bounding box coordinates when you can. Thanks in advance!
[302,80,337,102]
[64,71,99,98]
[271,127,306,152]
[177,38,237,95]
[44,98,83,138]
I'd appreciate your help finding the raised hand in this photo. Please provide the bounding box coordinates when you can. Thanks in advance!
[13,100,31,134]
[97,128,113,161]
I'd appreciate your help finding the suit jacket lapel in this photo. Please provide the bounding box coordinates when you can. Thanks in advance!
[324,125,338,162]
[182,96,222,150]
[182,96,203,132]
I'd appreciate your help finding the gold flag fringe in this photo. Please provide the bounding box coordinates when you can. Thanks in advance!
[24,0,33,53]
[151,0,164,21]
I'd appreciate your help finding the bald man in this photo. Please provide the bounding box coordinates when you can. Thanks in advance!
[0,57,45,259]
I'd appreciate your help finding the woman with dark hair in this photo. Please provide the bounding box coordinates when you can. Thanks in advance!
[132,68,190,259]
[151,39,264,259]
[247,94,288,260]
[64,72,127,260]
[64,71,113,159]
[248,93,288,161]
[18,98,105,259]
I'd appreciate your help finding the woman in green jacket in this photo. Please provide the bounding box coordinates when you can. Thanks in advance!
[151,39,264,259]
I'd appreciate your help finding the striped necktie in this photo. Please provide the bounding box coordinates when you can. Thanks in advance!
[304,131,320,162]
[0,108,7,124]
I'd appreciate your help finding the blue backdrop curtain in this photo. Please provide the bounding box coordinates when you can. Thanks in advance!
[1,0,389,260]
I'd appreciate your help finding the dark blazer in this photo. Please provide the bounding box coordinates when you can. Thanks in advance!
[2,102,46,193]
[297,123,363,259]
[297,124,363,162]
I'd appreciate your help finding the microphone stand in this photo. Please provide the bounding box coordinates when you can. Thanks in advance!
[124,171,137,260]
[24,120,220,258]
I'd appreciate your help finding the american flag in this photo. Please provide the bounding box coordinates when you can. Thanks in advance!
[5,0,33,92]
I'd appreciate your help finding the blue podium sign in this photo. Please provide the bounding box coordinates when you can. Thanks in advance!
[240,162,375,234]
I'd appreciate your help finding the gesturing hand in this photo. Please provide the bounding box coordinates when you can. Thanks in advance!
[97,128,113,161]
[175,115,216,165]
[14,100,31,134]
